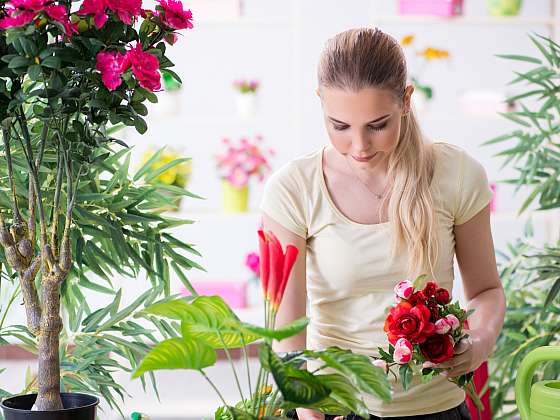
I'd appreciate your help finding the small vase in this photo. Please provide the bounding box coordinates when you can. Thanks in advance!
[222,180,249,213]
[235,92,258,119]
[486,0,522,16]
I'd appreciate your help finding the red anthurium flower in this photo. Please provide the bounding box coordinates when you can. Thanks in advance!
[257,230,299,310]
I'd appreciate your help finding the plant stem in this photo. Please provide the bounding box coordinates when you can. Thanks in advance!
[239,332,252,397]
[200,369,232,415]
[51,142,64,257]
[2,126,23,224]
[217,330,248,411]
[253,366,264,417]
[265,388,280,417]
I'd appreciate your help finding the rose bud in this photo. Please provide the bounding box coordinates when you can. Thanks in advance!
[393,338,413,364]
[394,280,414,300]
[435,288,451,304]
[435,318,451,334]
[372,359,388,370]
[445,314,460,331]
[423,281,438,297]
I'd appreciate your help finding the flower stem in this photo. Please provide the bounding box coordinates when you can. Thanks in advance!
[200,369,231,414]
[217,331,248,412]
[239,332,252,396]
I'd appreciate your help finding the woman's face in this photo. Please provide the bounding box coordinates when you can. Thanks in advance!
[318,86,413,171]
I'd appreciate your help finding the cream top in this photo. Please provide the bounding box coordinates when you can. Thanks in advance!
[259,142,493,417]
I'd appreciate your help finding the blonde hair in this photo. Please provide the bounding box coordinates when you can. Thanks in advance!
[317,27,439,280]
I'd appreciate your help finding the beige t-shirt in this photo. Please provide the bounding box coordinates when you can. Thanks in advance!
[259,141,493,417]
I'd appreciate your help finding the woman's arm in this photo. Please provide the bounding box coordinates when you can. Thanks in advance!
[261,213,307,353]
[426,204,506,377]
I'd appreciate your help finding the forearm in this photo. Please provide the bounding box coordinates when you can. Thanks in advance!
[272,304,307,353]
[466,286,506,356]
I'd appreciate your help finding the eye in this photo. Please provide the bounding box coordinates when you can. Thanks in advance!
[333,124,349,131]
[368,122,388,132]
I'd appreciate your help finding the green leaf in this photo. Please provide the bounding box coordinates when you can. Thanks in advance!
[27,64,42,81]
[144,158,191,183]
[306,347,391,402]
[8,56,31,69]
[399,364,413,391]
[315,374,370,418]
[495,54,542,64]
[233,317,309,341]
[133,337,216,377]
[41,56,61,69]
[260,343,330,405]
[134,148,166,181]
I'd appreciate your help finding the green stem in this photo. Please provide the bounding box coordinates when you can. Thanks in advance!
[239,332,252,398]
[200,369,231,413]
[2,126,23,224]
[217,330,248,412]
[253,366,265,417]
[265,389,280,417]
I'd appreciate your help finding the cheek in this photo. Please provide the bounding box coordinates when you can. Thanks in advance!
[326,127,351,151]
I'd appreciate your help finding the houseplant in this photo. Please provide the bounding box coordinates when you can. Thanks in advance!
[140,147,193,211]
[132,230,392,419]
[482,33,560,419]
[0,0,200,416]
[233,78,259,119]
[215,135,273,213]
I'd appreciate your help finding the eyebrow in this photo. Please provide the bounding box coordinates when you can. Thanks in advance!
[328,114,391,125]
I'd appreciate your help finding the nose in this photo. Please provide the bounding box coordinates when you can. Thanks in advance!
[353,129,372,154]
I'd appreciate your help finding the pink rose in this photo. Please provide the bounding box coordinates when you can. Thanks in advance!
[394,280,414,300]
[157,0,193,30]
[123,43,161,92]
[96,51,126,91]
[435,318,451,334]
[393,338,413,364]
[445,314,460,331]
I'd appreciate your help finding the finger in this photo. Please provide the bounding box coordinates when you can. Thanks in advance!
[333,417,344,420]
[454,336,473,355]
[443,363,471,378]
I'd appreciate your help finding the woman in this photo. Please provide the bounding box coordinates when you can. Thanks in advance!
[259,27,505,419]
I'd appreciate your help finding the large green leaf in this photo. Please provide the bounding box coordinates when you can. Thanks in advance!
[314,374,370,418]
[306,347,391,403]
[232,317,309,341]
[133,337,216,378]
[260,343,330,406]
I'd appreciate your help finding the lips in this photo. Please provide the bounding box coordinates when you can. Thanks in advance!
[352,152,378,162]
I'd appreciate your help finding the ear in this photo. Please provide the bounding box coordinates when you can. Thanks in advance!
[403,85,414,114]
[315,88,321,98]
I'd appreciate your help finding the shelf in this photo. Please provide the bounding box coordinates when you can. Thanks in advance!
[372,15,557,26]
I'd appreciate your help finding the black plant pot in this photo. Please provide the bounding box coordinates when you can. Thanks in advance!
[1,393,98,420]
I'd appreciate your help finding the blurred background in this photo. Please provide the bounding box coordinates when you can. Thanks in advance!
[2,0,560,418]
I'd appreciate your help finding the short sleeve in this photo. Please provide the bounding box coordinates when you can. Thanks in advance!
[259,163,308,238]
[454,151,493,225]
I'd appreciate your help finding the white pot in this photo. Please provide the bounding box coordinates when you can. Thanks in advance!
[235,92,258,119]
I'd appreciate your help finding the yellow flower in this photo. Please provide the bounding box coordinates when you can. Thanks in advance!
[418,47,450,61]
[401,35,415,46]
[258,384,272,396]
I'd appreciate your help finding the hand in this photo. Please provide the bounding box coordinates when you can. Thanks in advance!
[423,329,491,378]
[295,407,325,420]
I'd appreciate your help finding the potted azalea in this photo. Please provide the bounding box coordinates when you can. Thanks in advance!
[132,230,392,418]
[215,135,274,213]
[233,78,259,119]
[0,0,199,417]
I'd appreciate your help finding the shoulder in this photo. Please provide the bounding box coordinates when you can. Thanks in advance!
[432,141,486,181]
[265,148,322,190]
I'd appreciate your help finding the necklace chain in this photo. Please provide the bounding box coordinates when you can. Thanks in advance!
[344,156,387,200]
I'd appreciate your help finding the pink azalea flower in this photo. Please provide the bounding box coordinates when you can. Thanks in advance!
[107,0,142,25]
[393,338,413,364]
[78,0,108,28]
[96,51,126,91]
[245,252,260,276]
[394,280,414,300]
[10,0,48,10]
[0,10,35,28]
[157,0,193,30]
[123,43,161,92]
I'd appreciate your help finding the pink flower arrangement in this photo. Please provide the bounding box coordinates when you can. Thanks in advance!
[215,136,274,188]
[233,79,260,94]
[78,0,142,28]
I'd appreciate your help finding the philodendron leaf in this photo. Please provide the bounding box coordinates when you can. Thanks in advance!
[306,347,392,403]
[314,374,370,419]
[260,343,330,406]
[133,337,216,378]
[233,317,309,341]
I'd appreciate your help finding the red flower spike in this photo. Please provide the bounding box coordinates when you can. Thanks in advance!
[257,230,270,299]
[266,231,284,302]
[273,244,299,308]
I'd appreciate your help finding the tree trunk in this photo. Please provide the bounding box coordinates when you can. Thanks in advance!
[34,275,63,411]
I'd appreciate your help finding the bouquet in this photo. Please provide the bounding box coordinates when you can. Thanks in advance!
[374,275,484,413]
[233,78,260,94]
[215,136,274,188]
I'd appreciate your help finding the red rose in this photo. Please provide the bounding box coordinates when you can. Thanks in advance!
[408,290,426,306]
[420,334,455,363]
[435,288,451,305]
[384,301,436,345]
[423,281,438,297]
